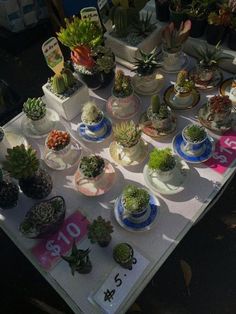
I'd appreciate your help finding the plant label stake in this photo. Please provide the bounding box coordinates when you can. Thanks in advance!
[80,6,102,29]
[42,37,64,75]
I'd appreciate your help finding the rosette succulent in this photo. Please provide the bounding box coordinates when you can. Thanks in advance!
[113,243,134,270]
[23,97,46,121]
[88,216,114,247]
[113,121,141,148]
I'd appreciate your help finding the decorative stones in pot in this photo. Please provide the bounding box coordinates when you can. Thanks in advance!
[0,168,19,209]
[3,144,53,199]
[113,243,134,270]
[131,48,164,95]
[88,216,114,247]
[19,196,65,238]
[107,70,140,119]
[161,20,191,72]
[62,241,92,275]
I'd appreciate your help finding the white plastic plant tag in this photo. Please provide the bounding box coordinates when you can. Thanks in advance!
[91,249,150,314]
[80,6,102,28]
[42,37,64,74]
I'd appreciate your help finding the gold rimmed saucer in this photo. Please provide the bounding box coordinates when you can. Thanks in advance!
[163,86,200,110]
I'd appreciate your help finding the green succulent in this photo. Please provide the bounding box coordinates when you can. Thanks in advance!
[0,168,19,209]
[79,155,105,178]
[3,144,40,180]
[133,48,162,76]
[132,11,156,37]
[122,184,150,214]
[81,102,102,124]
[113,243,134,266]
[95,56,115,73]
[113,121,141,148]
[23,98,46,121]
[113,70,133,97]
[148,148,176,171]
[147,95,170,120]
[184,124,206,142]
[88,216,113,246]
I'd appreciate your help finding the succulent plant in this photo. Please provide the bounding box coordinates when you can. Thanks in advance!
[162,20,192,52]
[19,196,65,238]
[113,120,141,148]
[62,241,92,275]
[52,73,66,94]
[184,124,206,142]
[208,95,232,113]
[133,48,162,76]
[207,5,231,27]
[3,144,52,199]
[148,148,176,171]
[170,0,183,12]
[175,70,195,93]
[0,168,19,209]
[62,68,75,88]
[46,130,70,151]
[132,11,156,37]
[147,95,170,120]
[79,155,105,178]
[95,56,115,74]
[122,184,150,214]
[113,70,133,98]
[112,6,129,37]
[23,98,46,121]
[87,216,113,247]
[113,243,134,269]
[81,102,103,124]
[71,45,95,69]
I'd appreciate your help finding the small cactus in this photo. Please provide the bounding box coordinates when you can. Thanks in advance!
[81,102,102,124]
[122,184,150,214]
[87,216,114,247]
[184,124,206,142]
[113,243,134,269]
[147,96,169,121]
[148,148,176,171]
[23,98,46,121]
[62,68,75,88]
[79,155,105,178]
[46,130,71,151]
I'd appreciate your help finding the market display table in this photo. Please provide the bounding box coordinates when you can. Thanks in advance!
[1,61,236,314]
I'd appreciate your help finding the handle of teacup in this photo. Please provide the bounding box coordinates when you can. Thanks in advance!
[183,142,191,152]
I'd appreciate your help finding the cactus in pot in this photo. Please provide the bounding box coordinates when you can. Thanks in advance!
[133,48,162,77]
[113,70,133,98]
[46,130,71,151]
[52,73,66,94]
[88,216,114,247]
[81,102,103,125]
[0,168,19,209]
[113,243,134,269]
[62,241,92,275]
[79,155,105,179]
[23,97,46,121]
[3,144,53,199]
[113,121,141,148]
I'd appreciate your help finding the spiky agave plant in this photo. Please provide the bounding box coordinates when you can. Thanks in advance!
[113,121,142,148]
[88,216,113,247]
[0,168,19,209]
[147,95,170,120]
[23,98,46,121]
[3,144,53,199]
[133,48,162,76]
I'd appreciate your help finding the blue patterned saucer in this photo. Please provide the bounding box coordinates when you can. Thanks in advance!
[114,194,159,232]
[78,117,112,142]
[172,133,214,163]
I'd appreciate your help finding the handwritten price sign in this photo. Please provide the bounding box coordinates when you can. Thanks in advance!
[32,211,89,270]
[92,250,149,314]
[205,131,236,174]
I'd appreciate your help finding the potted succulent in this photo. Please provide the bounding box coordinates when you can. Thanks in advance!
[186,0,208,37]
[228,16,236,51]
[79,155,105,180]
[87,216,114,247]
[182,124,207,155]
[206,4,231,45]
[169,0,187,28]
[46,129,70,153]
[113,243,134,270]
[161,20,191,71]
[147,147,176,182]
[173,70,195,106]
[62,241,92,275]
[155,0,170,22]
[57,17,115,90]
[0,168,19,209]
[19,196,66,238]
[81,101,105,134]
[132,48,163,95]
[42,66,89,121]
[3,144,53,199]
[105,1,161,64]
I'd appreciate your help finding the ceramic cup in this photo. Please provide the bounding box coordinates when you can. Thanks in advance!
[182,126,207,156]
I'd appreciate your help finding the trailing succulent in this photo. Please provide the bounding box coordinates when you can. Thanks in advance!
[87,216,114,247]
[62,241,92,275]
[122,184,150,214]
[46,130,70,151]
[79,155,105,178]
[184,124,206,142]
[147,95,170,120]
[81,102,103,124]
[133,48,162,76]
[148,148,176,172]
[0,168,19,209]
[113,70,133,98]
[113,120,141,148]
[23,97,46,121]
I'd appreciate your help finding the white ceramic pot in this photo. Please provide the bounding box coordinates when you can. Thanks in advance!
[118,140,141,160]
[151,165,176,183]
[42,80,89,121]
[29,113,52,134]
[173,90,193,106]
[132,72,160,93]
[111,90,136,117]
[229,87,236,105]
[162,46,183,71]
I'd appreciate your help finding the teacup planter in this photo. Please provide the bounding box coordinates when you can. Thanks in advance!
[0,168,19,210]
[220,78,236,107]
[19,196,66,238]
[74,155,116,196]
[88,216,114,247]
[140,95,176,138]
[42,68,89,121]
[182,124,208,156]
[113,243,134,270]
[107,70,140,119]
[110,120,148,166]
[198,95,233,133]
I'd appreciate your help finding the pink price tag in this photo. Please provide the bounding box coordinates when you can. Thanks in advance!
[204,130,236,174]
[31,211,89,270]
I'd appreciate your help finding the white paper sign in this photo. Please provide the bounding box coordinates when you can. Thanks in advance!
[92,250,149,314]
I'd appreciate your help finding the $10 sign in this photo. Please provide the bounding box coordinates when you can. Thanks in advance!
[32,211,89,270]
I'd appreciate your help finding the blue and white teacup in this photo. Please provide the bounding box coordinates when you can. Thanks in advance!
[182,125,208,156]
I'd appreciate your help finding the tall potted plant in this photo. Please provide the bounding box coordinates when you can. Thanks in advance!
[182,124,207,155]
[173,70,195,106]
[88,216,114,247]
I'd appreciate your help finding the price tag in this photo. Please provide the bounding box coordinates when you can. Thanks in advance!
[42,37,64,74]
[204,130,236,174]
[32,211,89,270]
[92,250,149,314]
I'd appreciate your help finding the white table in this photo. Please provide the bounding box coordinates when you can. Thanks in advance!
[1,61,236,314]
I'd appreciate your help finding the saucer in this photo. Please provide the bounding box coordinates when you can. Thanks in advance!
[109,139,148,166]
[143,157,190,195]
[74,161,116,196]
[172,133,214,163]
[78,116,112,142]
[189,67,223,91]
[44,138,81,170]
[106,94,141,119]
[131,73,165,96]
[219,78,233,96]
[160,54,189,74]
[163,86,200,110]
[198,103,233,134]
[21,108,60,138]
[0,131,28,163]
[114,194,160,232]
[139,112,177,138]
